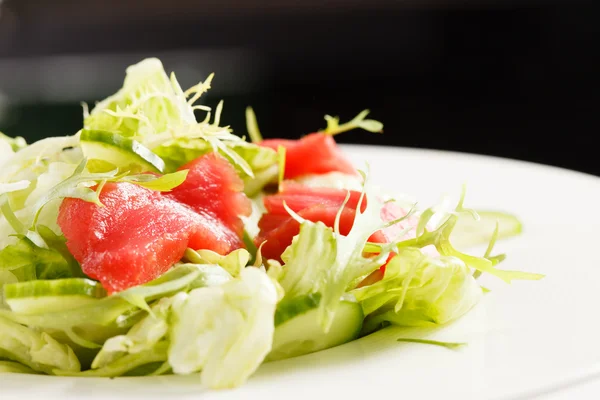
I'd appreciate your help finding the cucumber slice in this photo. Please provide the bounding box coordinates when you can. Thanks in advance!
[80,129,165,173]
[267,296,363,362]
[4,278,107,315]
[274,293,321,326]
[451,210,523,249]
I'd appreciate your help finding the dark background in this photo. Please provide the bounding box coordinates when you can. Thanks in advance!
[0,0,598,174]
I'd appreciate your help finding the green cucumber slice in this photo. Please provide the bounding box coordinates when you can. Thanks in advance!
[274,293,322,326]
[267,296,363,362]
[451,210,523,249]
[80,129,165,173]
[4,278,107,315]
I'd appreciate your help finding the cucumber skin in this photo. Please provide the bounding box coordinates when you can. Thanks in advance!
[274,293,322,326]
[3,278,106,300]
[81,129,165,173]
[268,297,364,362]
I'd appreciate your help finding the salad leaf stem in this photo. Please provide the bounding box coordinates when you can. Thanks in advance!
[396,338,467,350]
[245,106,264,143]
[320,110,383,136]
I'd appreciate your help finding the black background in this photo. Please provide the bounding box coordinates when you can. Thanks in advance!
[0,0,598,174]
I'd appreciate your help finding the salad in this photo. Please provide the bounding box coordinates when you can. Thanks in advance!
[0,58,543,389]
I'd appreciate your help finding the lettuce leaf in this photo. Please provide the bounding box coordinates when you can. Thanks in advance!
[168,267,277,389]
[84,58,196,138]
[393,187,544,283]
[0,235,73,281]
[0,270,18,309]
[84,58,276,185]
[119,170,188,192]
[278,222,337,299]
[153,137,277,176]
[92,296,172,368]
[54,343,168,377]
[319,109,383,136]
[0,264,229,350]
[0,360,39,374]
[0,314,80,374]
[0,135,15,162]
[353,249,483,333]
[80,296,173,377]
[277,171,398,331]
[184,248,250,278]
[0,131,27,152]
[0,135,81,184]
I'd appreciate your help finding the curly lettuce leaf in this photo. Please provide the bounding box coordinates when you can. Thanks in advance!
[277,170,399,331]
[0,314,80,374]
[320,109,383,136]
[168,267,277,389]
[83,58,275,182]
[278,222,338,300]
[394,188,544,283]
[353,248,483,332]
[84,58,196,138]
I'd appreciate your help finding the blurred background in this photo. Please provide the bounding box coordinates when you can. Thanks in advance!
[0,0,598,174]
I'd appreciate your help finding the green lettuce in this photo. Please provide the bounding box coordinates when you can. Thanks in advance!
[0,235,73,281]
[184,248,250,278]
[61,296,175,377]
[0,135,81,184]
[0,361,38,374]
[0,264,230,350]
[168,267,278,389]
[0,315,80,375]
[84,58,196,138]
[153,138,278,182]
[54,264,234,378]
[319,109,384,136]
[0,135,15,160]
[0,132,27,153]
[84,58,278,192]
[392,187,544,283]
[353,249,483,333]
[0,270,18,309]
[277,171,400,331]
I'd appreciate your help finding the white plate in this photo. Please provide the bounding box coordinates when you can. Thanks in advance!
[3,145,600,400]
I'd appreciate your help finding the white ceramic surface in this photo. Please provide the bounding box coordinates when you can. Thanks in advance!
[3,145,600,400]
